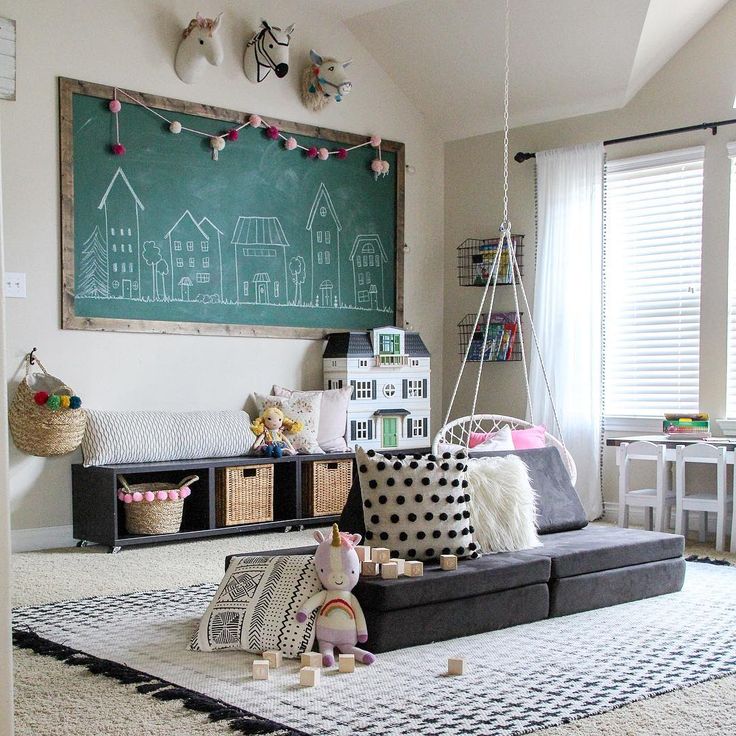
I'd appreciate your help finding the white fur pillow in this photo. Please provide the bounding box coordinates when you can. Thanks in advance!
[466,455,541,553]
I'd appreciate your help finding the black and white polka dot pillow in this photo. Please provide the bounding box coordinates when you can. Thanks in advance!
[355,446,479,562]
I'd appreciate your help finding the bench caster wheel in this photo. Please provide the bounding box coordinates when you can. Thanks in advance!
[283,525,292,533]
[109,546,122,555]
[76,540,91,548]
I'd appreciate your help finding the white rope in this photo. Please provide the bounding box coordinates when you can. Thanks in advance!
[508,233,534,424]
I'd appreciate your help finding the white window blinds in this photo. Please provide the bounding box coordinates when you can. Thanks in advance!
[604,147,704,418]
[725,142,736,417]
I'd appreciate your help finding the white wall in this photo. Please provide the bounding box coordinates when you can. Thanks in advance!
[3,0,443,538]
[443,0,736,507]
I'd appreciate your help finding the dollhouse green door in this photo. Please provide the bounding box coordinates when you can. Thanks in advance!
[382,417,398,448]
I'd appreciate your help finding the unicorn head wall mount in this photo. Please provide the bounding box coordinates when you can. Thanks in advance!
[244,19,295,84]
[174,12,224,84]
[301,49,353,112]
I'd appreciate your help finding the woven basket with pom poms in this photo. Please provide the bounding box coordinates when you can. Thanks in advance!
[119,475,198,535]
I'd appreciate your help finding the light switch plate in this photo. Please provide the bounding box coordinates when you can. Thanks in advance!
[4,272,26,298]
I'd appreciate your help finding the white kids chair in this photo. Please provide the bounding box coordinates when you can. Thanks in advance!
[618,441,674,532]
[675,443,732,552]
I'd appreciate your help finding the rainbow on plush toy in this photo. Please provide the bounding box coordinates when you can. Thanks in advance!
[250,406,303,458]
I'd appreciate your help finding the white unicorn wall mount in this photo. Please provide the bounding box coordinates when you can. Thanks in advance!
[301,49,353,112]
[244,19,295,84]
[174,12,224,84]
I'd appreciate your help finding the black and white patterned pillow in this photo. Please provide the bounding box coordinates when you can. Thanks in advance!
[355,446,478,562]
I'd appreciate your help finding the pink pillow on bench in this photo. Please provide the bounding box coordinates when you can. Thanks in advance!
[511,425,547,450]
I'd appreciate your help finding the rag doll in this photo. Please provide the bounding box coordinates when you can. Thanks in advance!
[250,406,302,457]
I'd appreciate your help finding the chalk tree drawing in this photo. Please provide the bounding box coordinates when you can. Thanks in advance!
[98,168,144,300]
[78,225,109,298]
[350,235,388,311]
[306,183,341,307]
[142,241,163,300]
[231,216,290,305]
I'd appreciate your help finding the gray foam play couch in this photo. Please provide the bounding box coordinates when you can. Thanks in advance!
[227,447,685,653]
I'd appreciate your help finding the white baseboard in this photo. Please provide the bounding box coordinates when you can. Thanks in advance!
[11,525,75,552]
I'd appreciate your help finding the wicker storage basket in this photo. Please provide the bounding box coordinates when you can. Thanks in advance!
[216,464,273,526]
[303,459,353,517]
[119,475,198,535]
[8,355,86,457]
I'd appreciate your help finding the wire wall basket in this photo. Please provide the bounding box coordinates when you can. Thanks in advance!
[457,235,524,287]
[458,312,523,362]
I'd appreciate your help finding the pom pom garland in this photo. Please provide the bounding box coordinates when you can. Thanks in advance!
[156,490,168,501]
[47,395,61,410]
[370,135,382,148]
[284,136,297,150]
[144,491,155,502]
[371,159,384,173]
[111,143,126,156]
[227,128,239,141]
[59,395,71,409]
[168,489,178,501]
[124,493,133,504]
[307,146,318,159]
[210,136,225,161]
[169,120,182,134]
[34,391,82,410]
[337,148,348,160]
[132,492,143,502]
[318,147,329,161]
[248,114,262,128]
[117,486,193,503]
[266,126,280,140]
[33,391,49,406]
[70,396,82,409]
[108,99,121,113]
[180,487,192,498]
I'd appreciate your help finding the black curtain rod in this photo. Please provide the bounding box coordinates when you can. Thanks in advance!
[513,116,736,162]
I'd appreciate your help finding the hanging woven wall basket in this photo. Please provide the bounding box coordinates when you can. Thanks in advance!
[8,354,87,457]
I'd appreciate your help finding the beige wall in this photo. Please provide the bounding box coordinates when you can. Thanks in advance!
[443,0,736,507]
[3,0,444,536]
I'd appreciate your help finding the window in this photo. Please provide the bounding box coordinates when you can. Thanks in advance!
[407,379,424,398]
[383,383,396,398]
[187,241,194,251]
[243,282,249,296]
[320,206,327,217]
[189,258,195,267]
[358,273,365,285]
[243,247,277,257]
[325,251,331,265]
[355,381,373,399]
[411,418,427,438]
[604,147,704,417]
[112,263,118,273]
[128,262,133,273]
[127,228,131,236]
[201,241,208,251]
[317,252,323,265]
[112,244,116,253]
[176,258,183,267]
[202,257,210,268]
[380,333,400,354]
[196,273,210,283]
[359,359,369,367]
[356,256,362,268]
[110,228,115,235]
[327,379,344,390]
[112,280,119,288]
[174,240,182,251]
[355,421,369,440]
[325,232,331,245]
[366,272,371,284]
[121,263,126,273]
[274,282,280,298]
[411,358,420,367]
[317,231,323,243]
[358,290,369,302]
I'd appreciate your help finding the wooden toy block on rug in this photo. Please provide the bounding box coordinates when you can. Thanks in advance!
[381,561,398,579]
[393,558,405,575]
[338,654,356,673]
[252,659,270,680]
[404,560,424,577]
[448,657,464,676]
[362,560,380,576]
[355,545,371,562]
[300,652,322,668]
[372,547,391,564]
[262,650,282,668]
[440,554,458,571]
[300,666,321,687]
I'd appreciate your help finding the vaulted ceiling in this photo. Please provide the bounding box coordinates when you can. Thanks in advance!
[328,0,728,141]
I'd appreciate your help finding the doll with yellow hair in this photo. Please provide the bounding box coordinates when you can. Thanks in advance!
[251,406,304,457]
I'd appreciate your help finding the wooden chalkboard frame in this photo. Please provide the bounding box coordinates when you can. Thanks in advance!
[59,77,405,339]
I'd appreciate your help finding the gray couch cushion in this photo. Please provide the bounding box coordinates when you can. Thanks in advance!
[355,553,550,611]
[519,525,685,578]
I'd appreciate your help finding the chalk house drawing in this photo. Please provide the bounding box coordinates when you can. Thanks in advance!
[306,182,341,308]
[350,235,388,311]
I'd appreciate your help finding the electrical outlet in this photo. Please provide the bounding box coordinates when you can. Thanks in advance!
[4,272,26,298]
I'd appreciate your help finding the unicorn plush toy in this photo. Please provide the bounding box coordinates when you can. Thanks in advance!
[296,524,376,667]
[174,12,224,84]
[301,49,352,112]
[244,19,295,83]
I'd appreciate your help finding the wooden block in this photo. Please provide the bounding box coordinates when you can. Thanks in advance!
[372,547,391,564]
[300,666,320,687]
[338,654,355,673]
[404,561,424,577]
[381,561,398,579]
[362,560,380,576]
[440,554,458,571]
[262,650,282,668]
[252,659,270,680]
[300,651,322,668]
[355,545,371,562]
[393,558,405,575]
[448,657,464,675]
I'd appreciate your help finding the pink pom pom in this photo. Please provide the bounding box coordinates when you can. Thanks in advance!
[112,143,126,156]
[337,148,348,160]
[168,489,179,501]
[284,136,297,150]
[180,487,191,498]
[371,159,383,173]
[117,490,125,501]
[370,135,382,148]
[307,146,318,158]
[266,126,280,140]
[132,492,143,502]
[227,129,239,141]
[108,99,121,113]
[381,160,390,173]
[248,114,262,128]
[156,490,168,501]
[123,493,133,504]
[144,491,155,502]
[318,147,329,161]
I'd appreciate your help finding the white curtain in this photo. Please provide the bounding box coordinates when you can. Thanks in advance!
[530,142,604,519]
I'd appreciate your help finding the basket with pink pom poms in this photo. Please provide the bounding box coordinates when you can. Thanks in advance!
[117,475,198,535]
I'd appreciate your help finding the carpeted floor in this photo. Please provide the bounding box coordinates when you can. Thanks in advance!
[11,525,736,736]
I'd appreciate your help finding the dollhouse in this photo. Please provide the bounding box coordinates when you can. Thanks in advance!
[323,326,431,450]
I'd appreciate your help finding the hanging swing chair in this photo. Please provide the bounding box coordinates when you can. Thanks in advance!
[432,1,576,485]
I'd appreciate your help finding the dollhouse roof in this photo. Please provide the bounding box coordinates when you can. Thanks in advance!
[405,333,431,357]
[323,331,431,358]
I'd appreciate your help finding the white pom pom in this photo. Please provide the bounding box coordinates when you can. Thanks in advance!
[169,120,182,134]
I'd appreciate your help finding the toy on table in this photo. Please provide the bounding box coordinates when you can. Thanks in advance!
[296,523,376,667]
[250,407,303,458]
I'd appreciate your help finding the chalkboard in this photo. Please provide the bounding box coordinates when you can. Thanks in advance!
[59,78,404,339]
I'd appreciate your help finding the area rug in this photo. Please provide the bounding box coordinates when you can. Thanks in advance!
[12,561,736,736]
